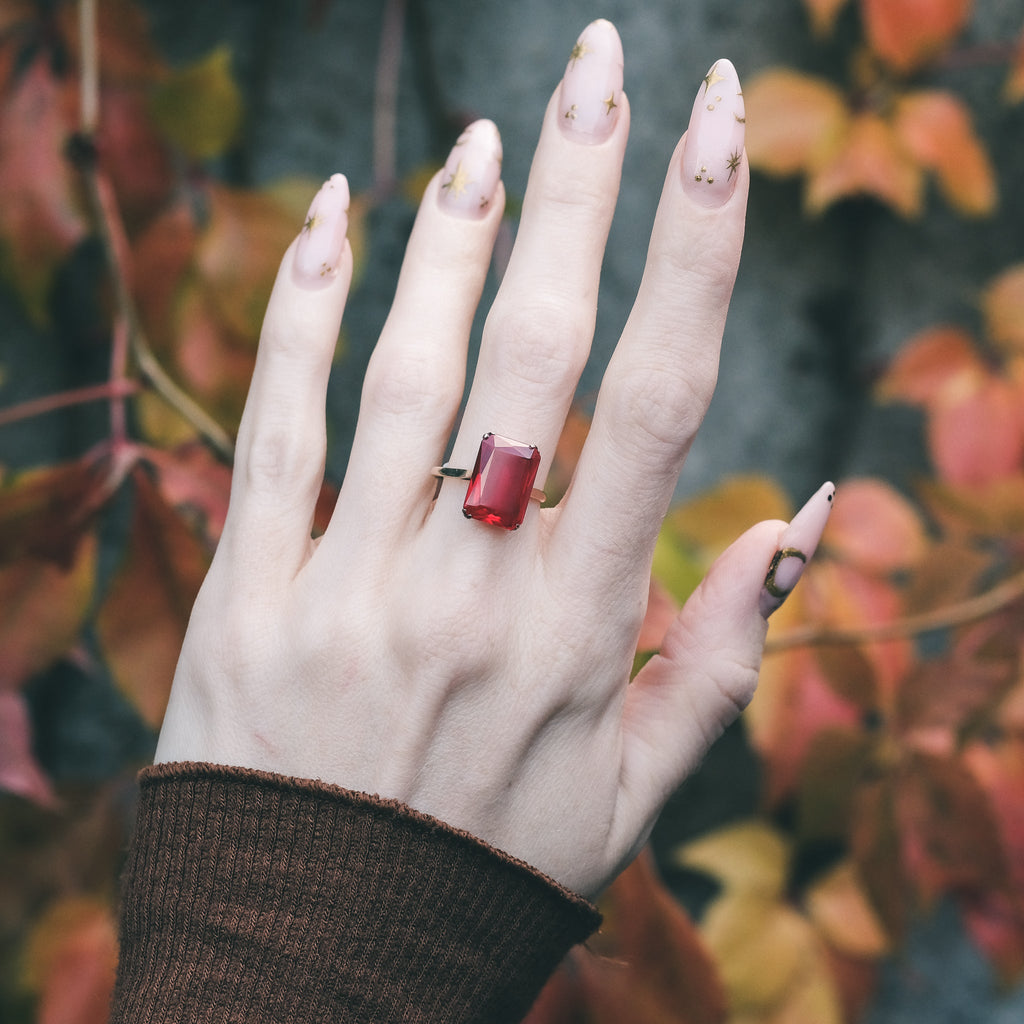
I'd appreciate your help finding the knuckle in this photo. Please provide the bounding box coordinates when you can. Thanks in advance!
[484,299,589,396]
[361,345,462,422]
[242,418,324,498]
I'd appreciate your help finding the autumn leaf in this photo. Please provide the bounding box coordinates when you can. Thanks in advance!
[150,46,243,161]
[56,0,165,86]
[892,90,996,217]
[0,533,96,689]
[862,0,973,73]
[802,0,850,36]
[95,467,209,727]
[982,264,1024,352]
[876,326,986,408]
[823,477,928,573]
[1007,28,1024,103]
[143,442,232,543]
[806,111,924,217]
[22,895,118,1024]
[677,821,845,1023]
[0,690,56,806]
[919,475,1024,537]
[743,69,849,177]
[0,57,86,321]
[797,726,875,841]
[806,859,890,958]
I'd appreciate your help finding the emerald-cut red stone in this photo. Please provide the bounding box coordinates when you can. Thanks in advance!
[463,433,541,530]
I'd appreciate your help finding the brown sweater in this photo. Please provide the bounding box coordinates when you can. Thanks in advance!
[109,762,601,1023]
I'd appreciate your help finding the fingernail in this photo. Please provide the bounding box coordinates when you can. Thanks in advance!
[760,481,835,618]
[681,58,745,207]
[293,173,349,288]
[437,119,503,219]
[558,19,624,144]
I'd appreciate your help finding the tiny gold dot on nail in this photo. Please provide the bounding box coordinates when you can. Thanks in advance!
[564,104,578,120]
[707,103,715,111]
[707,175,715,183]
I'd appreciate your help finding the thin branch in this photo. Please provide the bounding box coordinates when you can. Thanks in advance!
[78,0,99,133]
[765,566,1024,652]
[372,0,406,199]
[0,380,140,429]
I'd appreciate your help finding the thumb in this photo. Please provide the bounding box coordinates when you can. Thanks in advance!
[621,482,835,812]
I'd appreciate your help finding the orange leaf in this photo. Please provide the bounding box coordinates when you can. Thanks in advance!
[806,860,891,957]
[95,468,209,727]
[0,690,56,806]
[863,0,973,72]
[982,264,1024,353]
[743,69,849,176]
[876,325,986,409]
[803,0,851,35]
[823,477,928,573]
[0,534,96,689]
[893,90,996,216]
[1006,28,1024,103]
[920,475,1024,537]
[22,895,118,1024]
[806,112,923,217]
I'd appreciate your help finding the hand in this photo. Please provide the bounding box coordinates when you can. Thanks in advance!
[154,19,832,899]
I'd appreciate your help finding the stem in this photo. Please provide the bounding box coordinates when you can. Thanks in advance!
[70,0,235,464]
[0,380,140,429]
[372,0,406,200]
[764,567,1024,652]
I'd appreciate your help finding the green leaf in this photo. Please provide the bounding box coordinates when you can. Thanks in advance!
[150,47,243,161]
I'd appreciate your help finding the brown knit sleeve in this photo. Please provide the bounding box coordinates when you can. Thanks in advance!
[109,762,601,1024]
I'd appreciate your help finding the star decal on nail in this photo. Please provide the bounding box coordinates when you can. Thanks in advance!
[704,62,727,93]
[603,92,618,114]
[442,161,472,198]
[569,40,590,68]
[303,213,321,233]
[727,150,741,179]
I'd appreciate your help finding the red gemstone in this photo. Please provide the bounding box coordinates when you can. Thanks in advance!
[463,433,541,530]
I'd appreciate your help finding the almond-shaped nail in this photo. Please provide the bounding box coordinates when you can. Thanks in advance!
[760,481,835,618]
[293,173,349,288]
[437,119,503,219]
[682,58,745,207]
[558,19,624,144]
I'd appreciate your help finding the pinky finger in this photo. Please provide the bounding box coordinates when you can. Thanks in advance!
[619,481,835,816]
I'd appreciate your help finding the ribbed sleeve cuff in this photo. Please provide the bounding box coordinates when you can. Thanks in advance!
[110,762,600,1024]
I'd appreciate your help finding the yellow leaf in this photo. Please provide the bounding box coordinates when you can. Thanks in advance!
[744,70,849,176]
[806,112,923,217]
[982,264,1024,352]
[675,820,790,900]
[651,528,705,606]
[893,90,997,217]
[806,860,891,957]
[802,0,850,35]
[668,474,792,559]
[150,46,243,161]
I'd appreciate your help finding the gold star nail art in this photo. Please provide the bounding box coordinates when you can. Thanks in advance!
[569,40,590,68]
[704,62,726,93]
[442,161,472,198]
[303,213,320,233]
[603,93,618,115]
[727,150,741,179]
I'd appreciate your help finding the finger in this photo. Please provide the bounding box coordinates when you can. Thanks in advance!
[552,59,747,589]
[433,20,628,533]
[222,174,353,581]
[618,482,835,821]
[324,120,505,550]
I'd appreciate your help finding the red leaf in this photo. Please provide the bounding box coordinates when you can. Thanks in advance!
[876,326,985,409]
[863,0,973,72]
[143,443,232,543]
[23,896,118,1024]
[0,690,56,807]
[0,58,86,319]
[95,468,210,727]
[982,264,1024,353]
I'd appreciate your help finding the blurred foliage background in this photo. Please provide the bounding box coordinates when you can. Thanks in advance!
[1,0,1024,1021]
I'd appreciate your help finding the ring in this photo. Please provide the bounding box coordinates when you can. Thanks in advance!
[432,433,546,530]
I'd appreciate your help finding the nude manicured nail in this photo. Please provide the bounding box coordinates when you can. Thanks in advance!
[681,59,745,207]
[293,173,349,288]
[558,19,624,144]
[437,119,503,219]
[759,481,835,618]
